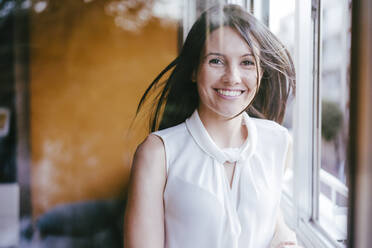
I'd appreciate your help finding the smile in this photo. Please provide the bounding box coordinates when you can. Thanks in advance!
[215,89,245,98]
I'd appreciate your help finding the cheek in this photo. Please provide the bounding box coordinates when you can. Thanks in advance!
[196,84,212,104]
[196,68,220,88]
[195,68,207,87]
[245,72,259,90]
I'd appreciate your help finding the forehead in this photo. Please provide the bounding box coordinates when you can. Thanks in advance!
[204,26,254,55]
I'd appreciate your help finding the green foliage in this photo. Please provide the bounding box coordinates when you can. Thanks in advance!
[321,100,343,141]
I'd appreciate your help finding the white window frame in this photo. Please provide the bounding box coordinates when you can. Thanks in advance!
[282,0,348,247]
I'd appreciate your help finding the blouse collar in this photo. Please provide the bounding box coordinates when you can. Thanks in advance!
[185,110,257,164]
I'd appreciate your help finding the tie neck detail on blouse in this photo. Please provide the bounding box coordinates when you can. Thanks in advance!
[185,110,257,164]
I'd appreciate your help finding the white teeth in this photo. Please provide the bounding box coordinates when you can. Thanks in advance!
[217,89,243,97]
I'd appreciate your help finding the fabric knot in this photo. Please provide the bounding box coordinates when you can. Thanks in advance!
[185,109,257,165]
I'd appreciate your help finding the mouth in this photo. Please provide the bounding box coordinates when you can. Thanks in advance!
[214,88,246,98]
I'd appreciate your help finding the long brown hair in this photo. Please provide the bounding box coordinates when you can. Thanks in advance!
[137,4,295,132]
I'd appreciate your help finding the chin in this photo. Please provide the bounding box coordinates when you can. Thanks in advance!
[216,109,245,119]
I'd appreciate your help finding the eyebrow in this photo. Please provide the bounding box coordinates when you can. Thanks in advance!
[204,52,254,58]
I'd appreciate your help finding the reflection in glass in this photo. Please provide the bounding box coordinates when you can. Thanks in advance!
[0,0,182,246]
[269,0,295,198]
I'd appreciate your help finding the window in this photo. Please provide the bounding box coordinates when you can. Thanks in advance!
[0,0,354,247]
[278,0,351,247]
[318,0,350,244]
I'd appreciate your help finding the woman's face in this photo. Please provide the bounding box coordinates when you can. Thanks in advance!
[195,26,261,119]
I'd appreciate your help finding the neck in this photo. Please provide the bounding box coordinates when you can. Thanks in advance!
[197,109,247,149]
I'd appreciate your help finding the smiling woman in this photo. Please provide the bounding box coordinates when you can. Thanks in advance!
[124,4,297,248]
[135,4,295,132]
[196,27,260,121]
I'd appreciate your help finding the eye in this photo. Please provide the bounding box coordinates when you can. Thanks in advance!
[241,60,255,67]
[208,58,223,65]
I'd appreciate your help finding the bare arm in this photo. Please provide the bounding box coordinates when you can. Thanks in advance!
[124,134,167,248]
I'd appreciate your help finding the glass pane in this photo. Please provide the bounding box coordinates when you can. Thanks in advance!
[269,0,296,198]
[0,0,181,246]
[319,0,350,244]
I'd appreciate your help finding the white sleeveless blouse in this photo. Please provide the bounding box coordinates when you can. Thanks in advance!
[153,110,290,248]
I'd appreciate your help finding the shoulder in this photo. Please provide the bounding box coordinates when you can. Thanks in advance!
[135,134,165,164]
[251,117,289,136]
[251,117,290,148]
[153,122,187,139]
[132,134,166,178]
[151,122,189,150]
[137,134,164,154]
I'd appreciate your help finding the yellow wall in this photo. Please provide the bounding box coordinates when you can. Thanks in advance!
[30,1,178,217]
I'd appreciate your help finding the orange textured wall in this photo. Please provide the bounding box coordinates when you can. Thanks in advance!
[30,1,177,217]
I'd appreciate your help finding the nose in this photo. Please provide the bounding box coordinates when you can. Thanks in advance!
[223,64,241,85]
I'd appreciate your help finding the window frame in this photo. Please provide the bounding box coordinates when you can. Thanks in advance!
[284,0,349,247]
